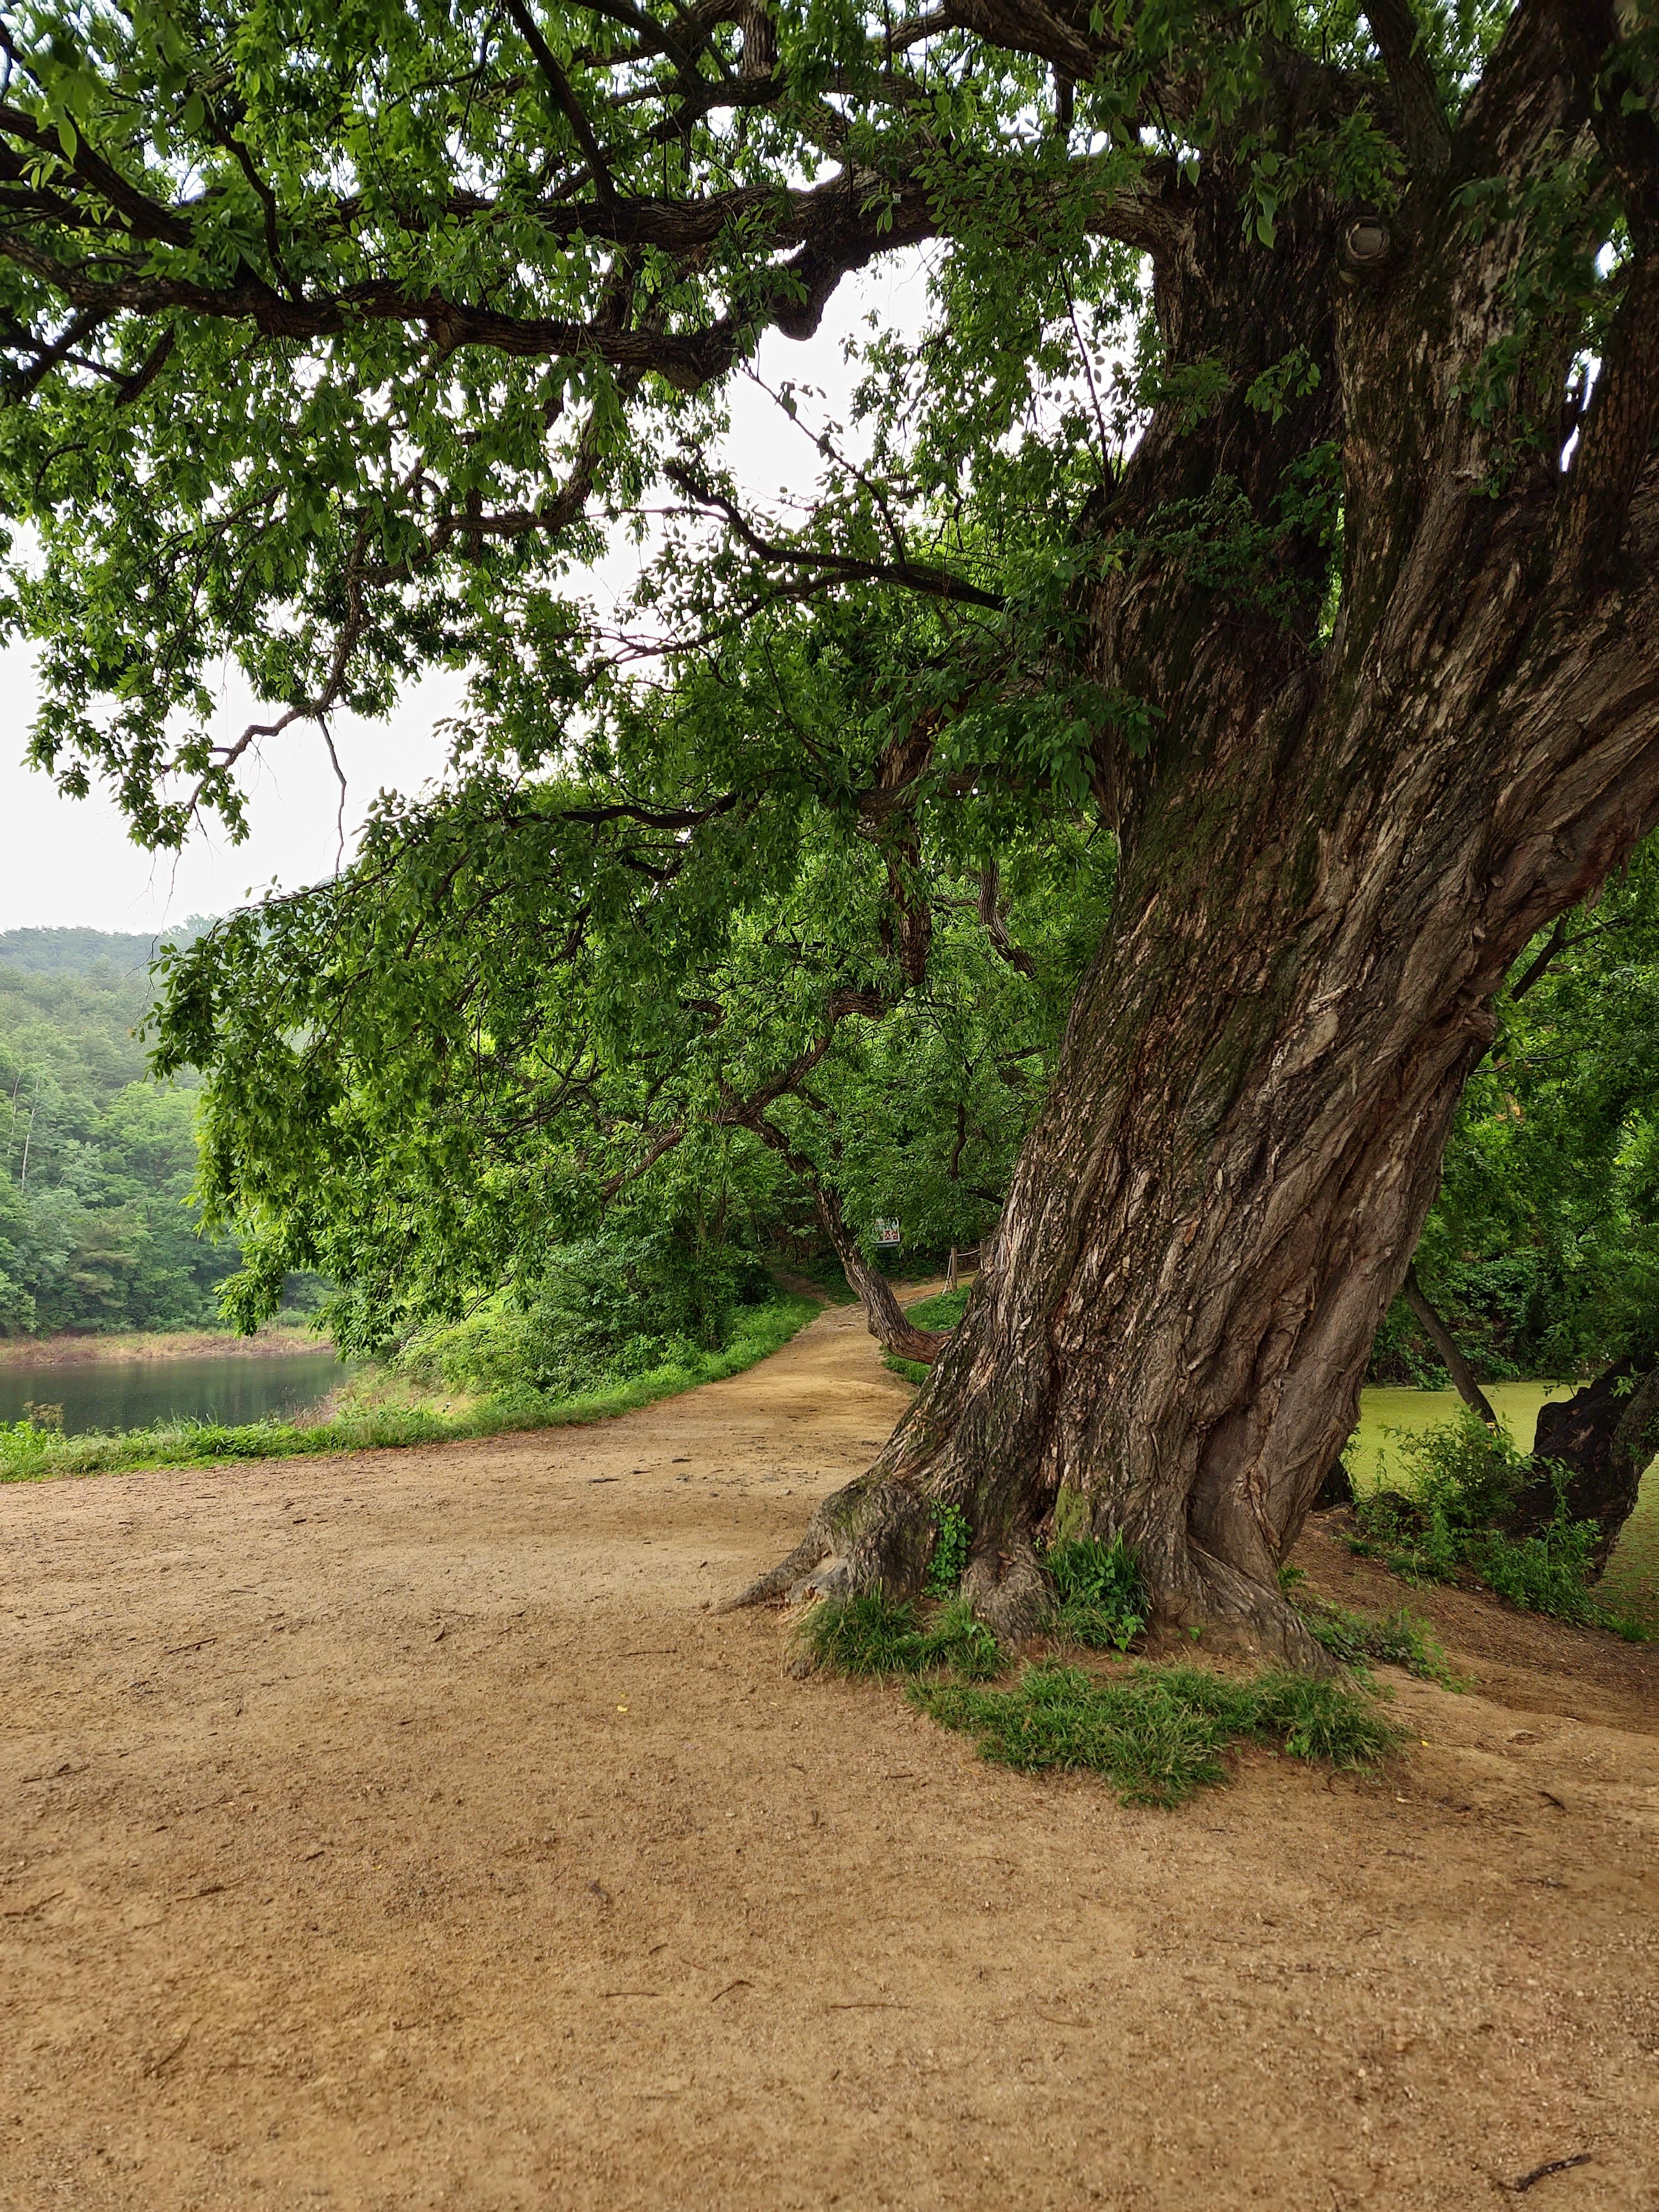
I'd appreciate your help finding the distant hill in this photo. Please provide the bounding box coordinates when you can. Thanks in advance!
[0,921,237,1334]
[0,920,211,978]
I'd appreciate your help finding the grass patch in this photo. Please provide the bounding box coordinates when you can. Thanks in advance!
[882,1352,933,1385]
[0,1292,817,1483]
[796,1590,1399,1809]
[903,1287,972,1331]
[1047,1533,1147,1651]
[914,1661,1401,1808]
[1291,1592,1463,1686]
[792,1592,1004,1681]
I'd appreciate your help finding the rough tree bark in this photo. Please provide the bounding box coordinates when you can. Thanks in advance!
[1516,1360,1659,1573]
[732,6,1659,1663]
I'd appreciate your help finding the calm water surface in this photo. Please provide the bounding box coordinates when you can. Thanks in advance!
[1350,1381,1659,1628]
[0,1349,349,1436]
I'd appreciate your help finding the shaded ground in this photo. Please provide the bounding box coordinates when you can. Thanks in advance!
[3,1298,1656,2211]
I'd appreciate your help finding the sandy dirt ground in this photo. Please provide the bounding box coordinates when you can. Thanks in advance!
[3,1296,1657,2211]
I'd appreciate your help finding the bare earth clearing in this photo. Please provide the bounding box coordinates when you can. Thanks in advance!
[3,1298,1657,2211]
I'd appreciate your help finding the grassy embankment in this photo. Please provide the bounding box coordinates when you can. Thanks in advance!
[0,1290,818,1484]
[0,1319,322,1368]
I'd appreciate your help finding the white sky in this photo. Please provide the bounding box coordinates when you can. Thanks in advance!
[0,255,935,936]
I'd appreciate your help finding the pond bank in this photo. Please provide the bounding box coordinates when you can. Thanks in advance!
[0,1322,328,1368]
[0,1291,819,1479]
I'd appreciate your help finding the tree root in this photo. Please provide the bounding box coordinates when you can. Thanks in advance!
[1171,1548,1336,1674]
[724,1485,1333,1671]
[719,1480,933,1611]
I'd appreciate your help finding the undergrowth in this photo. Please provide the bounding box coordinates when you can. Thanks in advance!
[1349,1408,1650,1641]
[796,1590,1400,1808]
[917,1662,1399,1809]
[0,1293,816,1482]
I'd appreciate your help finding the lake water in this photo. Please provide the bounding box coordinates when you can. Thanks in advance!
[0,1349,350,1436]
[1349,1381,1659,1629]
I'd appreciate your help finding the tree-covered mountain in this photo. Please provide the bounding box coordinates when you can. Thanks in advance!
[0,926,233,1334]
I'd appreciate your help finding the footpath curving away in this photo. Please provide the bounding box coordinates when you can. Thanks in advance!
[2,1295,1657,2210]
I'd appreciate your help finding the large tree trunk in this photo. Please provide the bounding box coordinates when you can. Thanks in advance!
[730,14,1659,1663]
[1515,1361,1659,1574]
[735,617,1659,1658]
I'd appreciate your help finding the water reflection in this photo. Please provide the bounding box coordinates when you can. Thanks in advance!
[0,1349,349,1436]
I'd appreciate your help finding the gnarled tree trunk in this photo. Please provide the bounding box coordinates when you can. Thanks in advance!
[732,9,1659,1662]
[812,1191,950,1368]
[1516,1361,1659,1573]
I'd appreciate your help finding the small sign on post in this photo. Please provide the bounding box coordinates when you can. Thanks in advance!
[873,1219,902,1248]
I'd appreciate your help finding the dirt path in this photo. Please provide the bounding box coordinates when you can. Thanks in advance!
[3,1299,1657,2211]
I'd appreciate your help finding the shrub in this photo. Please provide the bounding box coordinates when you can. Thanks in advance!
[1046,1533,1147,1651]
[398,1225,774,1399]
[1349,1408,1648,1637]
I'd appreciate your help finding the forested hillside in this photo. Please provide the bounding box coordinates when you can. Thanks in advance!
[0,925,236,1335]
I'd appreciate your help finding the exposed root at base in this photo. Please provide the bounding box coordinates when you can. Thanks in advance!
[719,1479,932,1612]
[724,1486,1336,1673]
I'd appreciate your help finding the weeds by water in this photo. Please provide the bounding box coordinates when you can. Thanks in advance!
[0,1293,817,1482]
[1349,1408,1651,1640]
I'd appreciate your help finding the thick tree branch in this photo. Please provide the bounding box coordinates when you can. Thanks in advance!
[502,0,622,209]
[1401,1265,1498,1426]
[1361,1,1451,174]
[977,864,1037,976]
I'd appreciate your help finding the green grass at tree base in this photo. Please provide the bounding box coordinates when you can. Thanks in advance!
[915,1662,1401,1808]
[796,1589,1400,1808]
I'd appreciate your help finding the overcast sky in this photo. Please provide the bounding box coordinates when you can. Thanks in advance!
[0,255,933,938]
